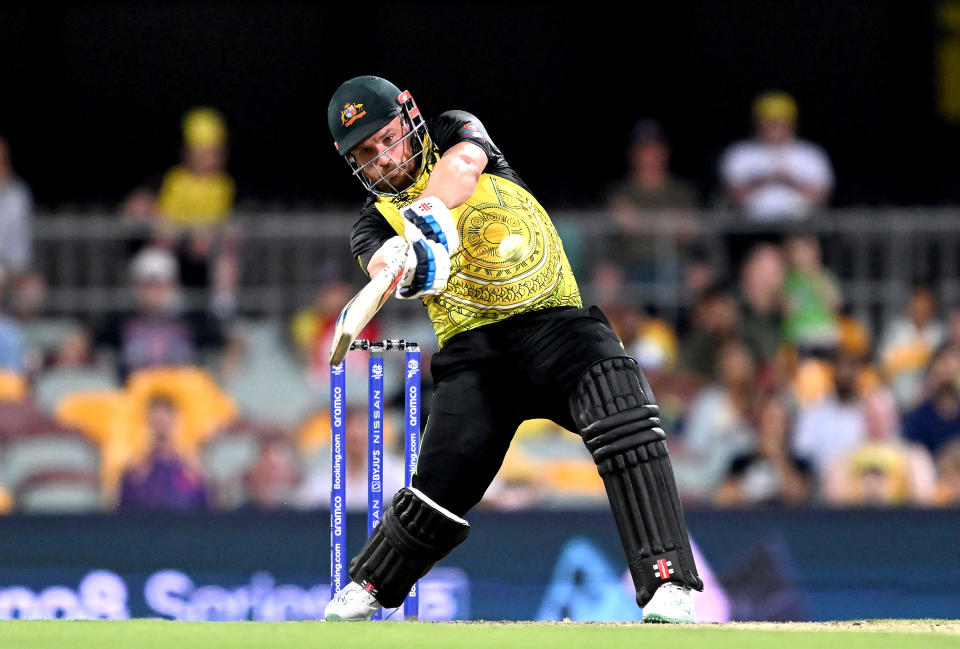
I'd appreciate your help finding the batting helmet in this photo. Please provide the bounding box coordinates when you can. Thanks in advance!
[327,76,431,195]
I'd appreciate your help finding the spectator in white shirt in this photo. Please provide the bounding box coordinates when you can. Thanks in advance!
[720,91,834,221]
[793,352,866,480]
[0,137,32,276]
[880,284,945,408]
[674,339,758,500]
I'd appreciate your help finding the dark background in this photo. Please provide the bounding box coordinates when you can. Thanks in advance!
[0,1,954,209]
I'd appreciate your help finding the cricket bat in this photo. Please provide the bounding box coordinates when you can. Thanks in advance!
[329,261,407,366]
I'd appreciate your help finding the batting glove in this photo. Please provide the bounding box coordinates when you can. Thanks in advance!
[402,196,460,254]
[376,235,410,276]
[396,238,451,299]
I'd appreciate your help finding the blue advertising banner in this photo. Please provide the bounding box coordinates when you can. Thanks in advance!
[0,509,956,621]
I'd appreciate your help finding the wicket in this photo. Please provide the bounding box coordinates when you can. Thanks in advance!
[330,339,421,621]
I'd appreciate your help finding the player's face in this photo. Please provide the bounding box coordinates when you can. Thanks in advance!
[756,117,795,144]
[351,117,419,192]
[185,144,226,175]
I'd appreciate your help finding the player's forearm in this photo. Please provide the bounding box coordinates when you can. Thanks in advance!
[422,143,486,208]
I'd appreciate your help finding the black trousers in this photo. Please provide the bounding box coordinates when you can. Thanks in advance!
[411,305,626,516]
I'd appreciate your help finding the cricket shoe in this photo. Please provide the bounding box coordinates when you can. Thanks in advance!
[324,581,381,621]
[642,582,695,624]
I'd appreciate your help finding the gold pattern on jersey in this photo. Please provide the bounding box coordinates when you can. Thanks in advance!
[374,143,580,346]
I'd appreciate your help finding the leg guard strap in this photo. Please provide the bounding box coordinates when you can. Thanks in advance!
[582,405,664,462]
[349,487,470,607]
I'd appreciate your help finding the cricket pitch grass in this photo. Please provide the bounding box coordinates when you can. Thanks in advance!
[0,619,958,649]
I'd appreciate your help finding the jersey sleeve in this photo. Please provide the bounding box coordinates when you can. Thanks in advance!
[429,110,503,164]
[350,198,396,275]
[429,110,530,190]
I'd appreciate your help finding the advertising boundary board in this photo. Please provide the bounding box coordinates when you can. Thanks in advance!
[0,508,955,621]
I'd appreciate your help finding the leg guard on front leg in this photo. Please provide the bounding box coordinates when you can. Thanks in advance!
[349,487,470,608]
[571,356,703,607]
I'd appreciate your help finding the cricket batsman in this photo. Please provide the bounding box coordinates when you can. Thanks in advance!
[323,76,703,622]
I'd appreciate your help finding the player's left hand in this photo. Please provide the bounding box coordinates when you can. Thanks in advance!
[402,196,460,254]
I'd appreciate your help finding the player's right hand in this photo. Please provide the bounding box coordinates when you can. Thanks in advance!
[377,235,450,299]
[402,196,460,254]
[397,238,450,299]
[377,235,411,278]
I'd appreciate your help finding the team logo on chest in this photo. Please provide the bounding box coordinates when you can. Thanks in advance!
[340,103,366,127]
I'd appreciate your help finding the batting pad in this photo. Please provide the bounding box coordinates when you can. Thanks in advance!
[572,357,703,607]
[349,487,470,608]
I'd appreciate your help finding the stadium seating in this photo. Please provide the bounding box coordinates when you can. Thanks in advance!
[0,486,12,513]
[54,391,125,446]
[125,366,237,457]
[54,391,132,495]
[0,400,49,440]
[34,367,119,414]
[54,367,238,499]
[222,321,317,427]
[16,471,101,513]
[2,426,101,513]
[202,421,287,509]
[0,371,27,401]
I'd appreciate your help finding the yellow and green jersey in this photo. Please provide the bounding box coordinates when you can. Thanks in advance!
[350,110,581,346]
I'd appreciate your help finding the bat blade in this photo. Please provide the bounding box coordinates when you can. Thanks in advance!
[329,261,407,365]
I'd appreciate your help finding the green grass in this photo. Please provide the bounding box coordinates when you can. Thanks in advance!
[0,619,957,649]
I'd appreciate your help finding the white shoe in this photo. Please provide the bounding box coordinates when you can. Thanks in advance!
[642,582,695,623]
[324,581,381,621]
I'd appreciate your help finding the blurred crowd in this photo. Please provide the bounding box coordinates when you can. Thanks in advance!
[0,91,959,515]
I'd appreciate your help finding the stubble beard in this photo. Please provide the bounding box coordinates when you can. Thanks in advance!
[369,154,419,193]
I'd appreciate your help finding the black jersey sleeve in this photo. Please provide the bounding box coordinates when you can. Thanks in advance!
[350,197,397,275]
[429,110,529,191]
[430,110,501,162]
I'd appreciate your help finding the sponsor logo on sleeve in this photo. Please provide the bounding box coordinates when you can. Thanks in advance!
[459,122,484,142]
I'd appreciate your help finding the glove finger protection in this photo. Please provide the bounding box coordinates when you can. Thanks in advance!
[402,196,460,254]
[396,238,451,299]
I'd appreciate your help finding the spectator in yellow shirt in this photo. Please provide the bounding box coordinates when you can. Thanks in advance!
[122,108,239,316]
[156,107,235,227]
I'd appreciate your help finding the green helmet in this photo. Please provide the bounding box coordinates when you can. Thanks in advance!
[327,75,430,196]
[328,76,401,154]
